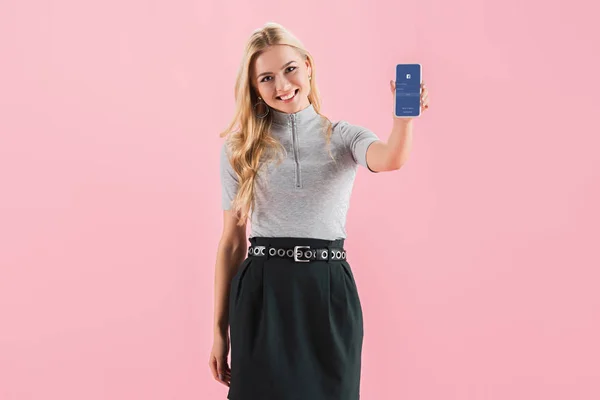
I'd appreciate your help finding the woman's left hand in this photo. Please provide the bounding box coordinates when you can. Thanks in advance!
[390,80,429,119]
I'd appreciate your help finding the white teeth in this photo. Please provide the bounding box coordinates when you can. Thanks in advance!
[278,90,297,100]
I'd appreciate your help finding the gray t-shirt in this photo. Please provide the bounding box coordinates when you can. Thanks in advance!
[220,103,380,240]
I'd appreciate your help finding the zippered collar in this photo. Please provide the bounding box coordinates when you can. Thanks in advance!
[271,103,320,127]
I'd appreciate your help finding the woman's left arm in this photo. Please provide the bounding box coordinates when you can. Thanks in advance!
[366,81,429,171]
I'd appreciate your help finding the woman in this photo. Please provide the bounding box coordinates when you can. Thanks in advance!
[209,22,429,400]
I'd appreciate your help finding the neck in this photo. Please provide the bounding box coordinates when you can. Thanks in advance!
[271,103,319,127]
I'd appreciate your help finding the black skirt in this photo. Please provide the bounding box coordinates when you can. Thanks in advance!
[227,236,364,400]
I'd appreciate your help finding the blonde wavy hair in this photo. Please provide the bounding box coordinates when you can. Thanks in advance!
[219,22,336,226]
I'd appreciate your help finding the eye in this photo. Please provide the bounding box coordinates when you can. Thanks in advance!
[260,66,297,83]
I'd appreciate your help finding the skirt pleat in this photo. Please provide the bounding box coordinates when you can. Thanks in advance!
[227,237,364,400]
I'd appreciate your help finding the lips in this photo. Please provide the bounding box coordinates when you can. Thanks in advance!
[277,89,299,100]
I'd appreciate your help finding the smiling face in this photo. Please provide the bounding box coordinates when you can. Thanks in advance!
[252,44,312,114]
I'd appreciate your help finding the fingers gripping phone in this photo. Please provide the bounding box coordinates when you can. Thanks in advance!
[394,64,422,118]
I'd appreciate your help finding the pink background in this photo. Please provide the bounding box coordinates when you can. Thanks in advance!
[1,0,599,399]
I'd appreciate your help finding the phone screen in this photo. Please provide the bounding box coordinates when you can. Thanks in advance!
[395,64,421,117]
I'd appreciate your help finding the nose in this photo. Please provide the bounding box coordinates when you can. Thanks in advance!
[275,78,292,93]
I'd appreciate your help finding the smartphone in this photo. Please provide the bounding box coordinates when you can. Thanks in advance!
[394,64,422,118]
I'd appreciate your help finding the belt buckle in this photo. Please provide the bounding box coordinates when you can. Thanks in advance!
[294,245,310,263]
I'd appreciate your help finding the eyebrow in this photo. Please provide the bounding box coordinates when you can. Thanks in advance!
[256,61,297,80]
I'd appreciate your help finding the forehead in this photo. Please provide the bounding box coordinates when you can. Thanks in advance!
[254,45,299,71]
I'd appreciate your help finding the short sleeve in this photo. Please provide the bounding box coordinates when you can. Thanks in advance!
[220,142,239,210]
[336,120,381,173]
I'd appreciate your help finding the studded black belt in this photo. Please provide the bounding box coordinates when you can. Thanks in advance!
[248,245,347,263]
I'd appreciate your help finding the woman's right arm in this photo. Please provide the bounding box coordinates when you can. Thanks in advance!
[209,209,247,387]
[213,209,247,338]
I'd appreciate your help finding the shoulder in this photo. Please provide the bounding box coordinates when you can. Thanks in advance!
[330,120,351,138]
[331,119,369,132]
[220,140,235,172]
[330,119,348,130]
[220,139,230,153]
[220,139,235,161]
[331,119,378,142]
